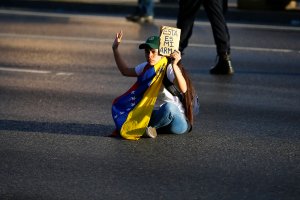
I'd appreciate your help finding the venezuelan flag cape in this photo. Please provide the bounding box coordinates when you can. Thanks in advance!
[112,57,168,140]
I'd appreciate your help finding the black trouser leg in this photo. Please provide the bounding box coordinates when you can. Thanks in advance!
[203,0,230,55]
[176,0,202,52]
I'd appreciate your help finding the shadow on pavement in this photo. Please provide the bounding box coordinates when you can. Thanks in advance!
[0,119,113,137]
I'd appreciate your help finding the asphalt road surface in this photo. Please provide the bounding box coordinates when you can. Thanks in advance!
[0,9,299,200]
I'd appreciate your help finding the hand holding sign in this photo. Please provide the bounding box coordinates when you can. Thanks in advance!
[170,50,181,66]
[159,26,181,56]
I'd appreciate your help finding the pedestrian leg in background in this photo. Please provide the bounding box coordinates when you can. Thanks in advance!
[176,0,202,52]
[176,0,234,75]
[126,0,154,23]
[285,0,297,9]
[204,0,234,75]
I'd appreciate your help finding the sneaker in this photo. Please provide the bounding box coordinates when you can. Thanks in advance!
[139,15,154,23]
[126,15,153,23]
[144,126,157,138]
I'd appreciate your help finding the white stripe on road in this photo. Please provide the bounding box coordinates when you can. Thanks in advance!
[0,32,113,43]
[0,67,51,74]
[1,9,299,54]
[55,72,74,76]
[188,43,297,53]
[1,32,299,54]
[0,67,73,75]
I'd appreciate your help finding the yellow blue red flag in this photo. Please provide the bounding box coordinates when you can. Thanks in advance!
[112,57,168,140]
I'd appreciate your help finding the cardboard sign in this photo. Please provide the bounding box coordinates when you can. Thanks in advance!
[159,26,181,56]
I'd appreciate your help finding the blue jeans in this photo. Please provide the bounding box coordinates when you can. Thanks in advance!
[149,102,188,134]
[138,0,154,16]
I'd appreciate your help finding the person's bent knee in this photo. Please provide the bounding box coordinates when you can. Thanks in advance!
[169,121,188,134]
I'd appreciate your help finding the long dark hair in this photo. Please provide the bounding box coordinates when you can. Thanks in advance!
[177,60,196,126]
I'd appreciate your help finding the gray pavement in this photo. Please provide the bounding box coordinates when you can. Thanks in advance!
[0,9,299,199]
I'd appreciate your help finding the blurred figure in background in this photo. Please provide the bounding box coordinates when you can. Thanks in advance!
[126,0,154,23]
[177,0,234,75]
[285,0,298,9]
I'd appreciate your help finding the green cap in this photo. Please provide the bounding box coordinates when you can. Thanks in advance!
[139,36,160,49]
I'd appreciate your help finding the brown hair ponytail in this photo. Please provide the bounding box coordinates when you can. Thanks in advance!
[177,61,196,126]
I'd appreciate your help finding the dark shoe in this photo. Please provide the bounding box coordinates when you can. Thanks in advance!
[126,14,141,22]
[210,54,234,75]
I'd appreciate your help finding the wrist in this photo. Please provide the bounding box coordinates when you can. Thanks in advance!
[172,63,179,69]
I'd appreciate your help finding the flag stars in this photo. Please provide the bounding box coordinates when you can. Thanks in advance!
[131,96,136,101]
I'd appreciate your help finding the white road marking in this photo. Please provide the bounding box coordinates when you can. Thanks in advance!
[0,67,51,74]
[0,67,73,75]
[55,72,74,76]
[0,9,299,54]
[188,43,297,53]
[1,32,299,54]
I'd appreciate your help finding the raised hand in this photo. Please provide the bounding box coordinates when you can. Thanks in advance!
[112,30,123,50]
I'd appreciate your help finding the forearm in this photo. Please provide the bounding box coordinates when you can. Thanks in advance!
[113,48,128,75]
[112,48,136,77]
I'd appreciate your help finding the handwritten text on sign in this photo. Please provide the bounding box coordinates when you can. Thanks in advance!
[159,26,181,56]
